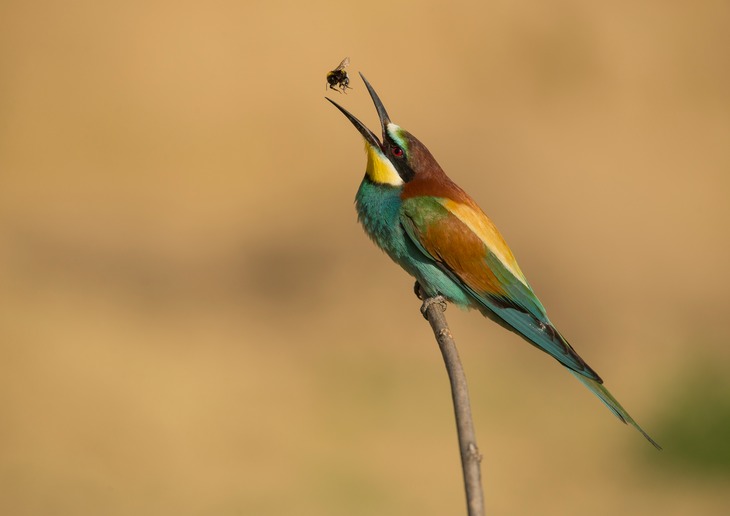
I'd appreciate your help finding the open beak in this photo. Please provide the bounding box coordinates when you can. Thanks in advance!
[326,73,392,151]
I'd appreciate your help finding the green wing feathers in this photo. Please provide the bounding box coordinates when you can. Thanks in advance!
[400,195,661,448]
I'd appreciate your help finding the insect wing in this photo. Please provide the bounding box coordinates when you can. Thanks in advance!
[333,57,350,72]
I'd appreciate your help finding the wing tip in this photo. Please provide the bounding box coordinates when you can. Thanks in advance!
[545,323,603,383]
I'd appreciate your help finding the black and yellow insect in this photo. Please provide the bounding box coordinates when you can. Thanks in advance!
[326,57,352,94]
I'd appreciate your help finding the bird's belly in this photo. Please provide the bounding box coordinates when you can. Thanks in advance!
[407,258,474,308]
[359,215,472,308]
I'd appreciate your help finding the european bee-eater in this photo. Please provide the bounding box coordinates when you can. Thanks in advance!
[326,73,660,449]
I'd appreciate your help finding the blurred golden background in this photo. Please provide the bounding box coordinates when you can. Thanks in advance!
[1,1,729,514]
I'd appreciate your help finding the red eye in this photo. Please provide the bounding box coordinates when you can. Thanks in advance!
[392,146,404,157]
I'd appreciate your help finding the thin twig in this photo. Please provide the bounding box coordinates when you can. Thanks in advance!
[418,285,485,516]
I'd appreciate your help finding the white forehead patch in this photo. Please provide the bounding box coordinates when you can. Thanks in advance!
[386,123,408,152]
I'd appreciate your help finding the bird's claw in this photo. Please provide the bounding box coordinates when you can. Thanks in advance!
[420,295,447,319]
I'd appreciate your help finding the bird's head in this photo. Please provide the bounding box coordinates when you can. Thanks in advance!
[327,73,439,187]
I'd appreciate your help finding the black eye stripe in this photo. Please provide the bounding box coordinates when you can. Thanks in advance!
[385,135,413,181]
[397,164,415,183]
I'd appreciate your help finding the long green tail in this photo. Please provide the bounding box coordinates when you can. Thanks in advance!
[570,371,662,450]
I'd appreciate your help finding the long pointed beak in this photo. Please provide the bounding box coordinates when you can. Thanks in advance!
[359,73,391,140]
[326,74,393,150]
[325,97,381,150]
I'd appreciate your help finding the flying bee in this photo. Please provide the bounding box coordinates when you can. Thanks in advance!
[326,57,352,94]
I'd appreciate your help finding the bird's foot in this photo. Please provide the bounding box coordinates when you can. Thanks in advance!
[414,281,447,318]
[420,295,447,319]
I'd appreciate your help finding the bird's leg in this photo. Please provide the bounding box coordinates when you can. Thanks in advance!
[414,281,447,319]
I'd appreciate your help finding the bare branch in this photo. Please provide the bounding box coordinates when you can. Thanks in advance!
[418,285,485,516]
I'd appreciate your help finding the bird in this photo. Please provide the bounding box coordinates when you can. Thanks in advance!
[326,73,661,449]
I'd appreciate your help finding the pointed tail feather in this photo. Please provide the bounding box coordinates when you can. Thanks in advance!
[570,371,662,450]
